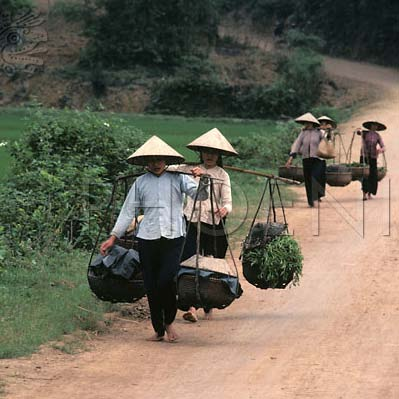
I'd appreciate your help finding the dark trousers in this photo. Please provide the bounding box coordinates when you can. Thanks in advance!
[360,156,378,195]
[182,219,228,261]
[302,158,325,206]
[138,236,184,337]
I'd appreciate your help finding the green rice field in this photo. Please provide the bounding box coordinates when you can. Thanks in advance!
[0,108,278,179]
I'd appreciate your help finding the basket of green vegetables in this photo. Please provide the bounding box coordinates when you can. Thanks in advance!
[241,178,303,289]
[242,234,303,289]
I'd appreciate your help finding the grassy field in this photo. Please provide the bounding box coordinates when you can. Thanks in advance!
[0,248,117,359]
[0,108,278,179]
[0,109,30,179]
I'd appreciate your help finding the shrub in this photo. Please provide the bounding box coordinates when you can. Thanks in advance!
[149,48,323,118]
[80,0,219,68]
[0,110,147,256]
[285,29,325,52]
[0,0,32,13]
[229,122,298,169]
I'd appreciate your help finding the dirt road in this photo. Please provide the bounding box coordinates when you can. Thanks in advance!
[1,59,399,398]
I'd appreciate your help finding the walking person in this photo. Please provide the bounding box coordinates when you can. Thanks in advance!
[169,128,238,322]
[356,120,386,200]
[285,112,324,207]
[317,115,337,201]
[100,136,209,343]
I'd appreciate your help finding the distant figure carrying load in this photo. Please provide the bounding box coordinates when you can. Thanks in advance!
[285,112,324,207]
[355,120,386,200]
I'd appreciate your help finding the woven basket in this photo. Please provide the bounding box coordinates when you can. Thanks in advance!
[87,268,145,303]
[242,255,294,290]
[377,168,387,181]
[177,273,237,311]
[350,166,369,181]
[278,166,304,183]
[115,237,138,251]
[326,164,352,187]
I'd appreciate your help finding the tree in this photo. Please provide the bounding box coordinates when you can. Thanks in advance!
[81,0,219,68]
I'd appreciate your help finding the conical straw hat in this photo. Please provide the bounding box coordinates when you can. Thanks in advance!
[317,115,337,128]
[295,112,320,126]
[186,128,238,156]
[362,120,387,131]
[127,135,185,165]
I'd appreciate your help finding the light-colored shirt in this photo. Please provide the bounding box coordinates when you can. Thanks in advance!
[111,171,208,240]
[290,128,324,159]
[167,164,232,225]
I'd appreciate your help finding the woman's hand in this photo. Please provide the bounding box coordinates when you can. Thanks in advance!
[100,235,116,256]
[215,207,228,218]
[285,157,293,167]
[377,148,385,154]
[191,166,205,177]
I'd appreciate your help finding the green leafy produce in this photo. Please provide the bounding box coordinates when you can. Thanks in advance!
[243,234,303,287]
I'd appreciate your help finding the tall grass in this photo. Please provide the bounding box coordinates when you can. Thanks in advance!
[0,248,114,358]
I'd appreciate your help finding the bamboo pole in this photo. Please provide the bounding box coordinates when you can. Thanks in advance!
[115,165,301,185]
[182,162,301,185]
[223,165,301,185]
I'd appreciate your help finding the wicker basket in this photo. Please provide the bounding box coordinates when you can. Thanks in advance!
[87,268,145,303]
[177,273,238,311]
[326,164,352,187]
[377,168,387,181]
[278,166,304,183]
[115,237,138,251]
[350,166,369,181]
[242,255,294,289]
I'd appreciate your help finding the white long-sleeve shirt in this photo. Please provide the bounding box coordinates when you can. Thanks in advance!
[111,171,208,240]
[167,164,232,225]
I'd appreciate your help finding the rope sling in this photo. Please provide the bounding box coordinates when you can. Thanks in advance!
[241,178,293,290]
[177,176,242,311]
[87,173,145,303]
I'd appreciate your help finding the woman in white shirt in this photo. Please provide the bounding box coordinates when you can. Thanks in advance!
[174,128,238,322]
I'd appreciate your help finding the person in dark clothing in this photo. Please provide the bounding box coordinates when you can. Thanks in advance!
[356,120,386,200]
[317,115,338,201]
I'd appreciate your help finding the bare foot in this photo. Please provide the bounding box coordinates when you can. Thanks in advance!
[183,307,198,323]
[146,334,164,342]
[204,309,213,320]
[165,324,179,343]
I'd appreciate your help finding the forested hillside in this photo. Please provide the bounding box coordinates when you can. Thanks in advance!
[0,0,392,114]
[219,0,399,66]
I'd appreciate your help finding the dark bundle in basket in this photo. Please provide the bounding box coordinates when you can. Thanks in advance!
[88,245,145,303]
[177,256,242,311]
[244,222,287,250]
[242,228,302,290]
